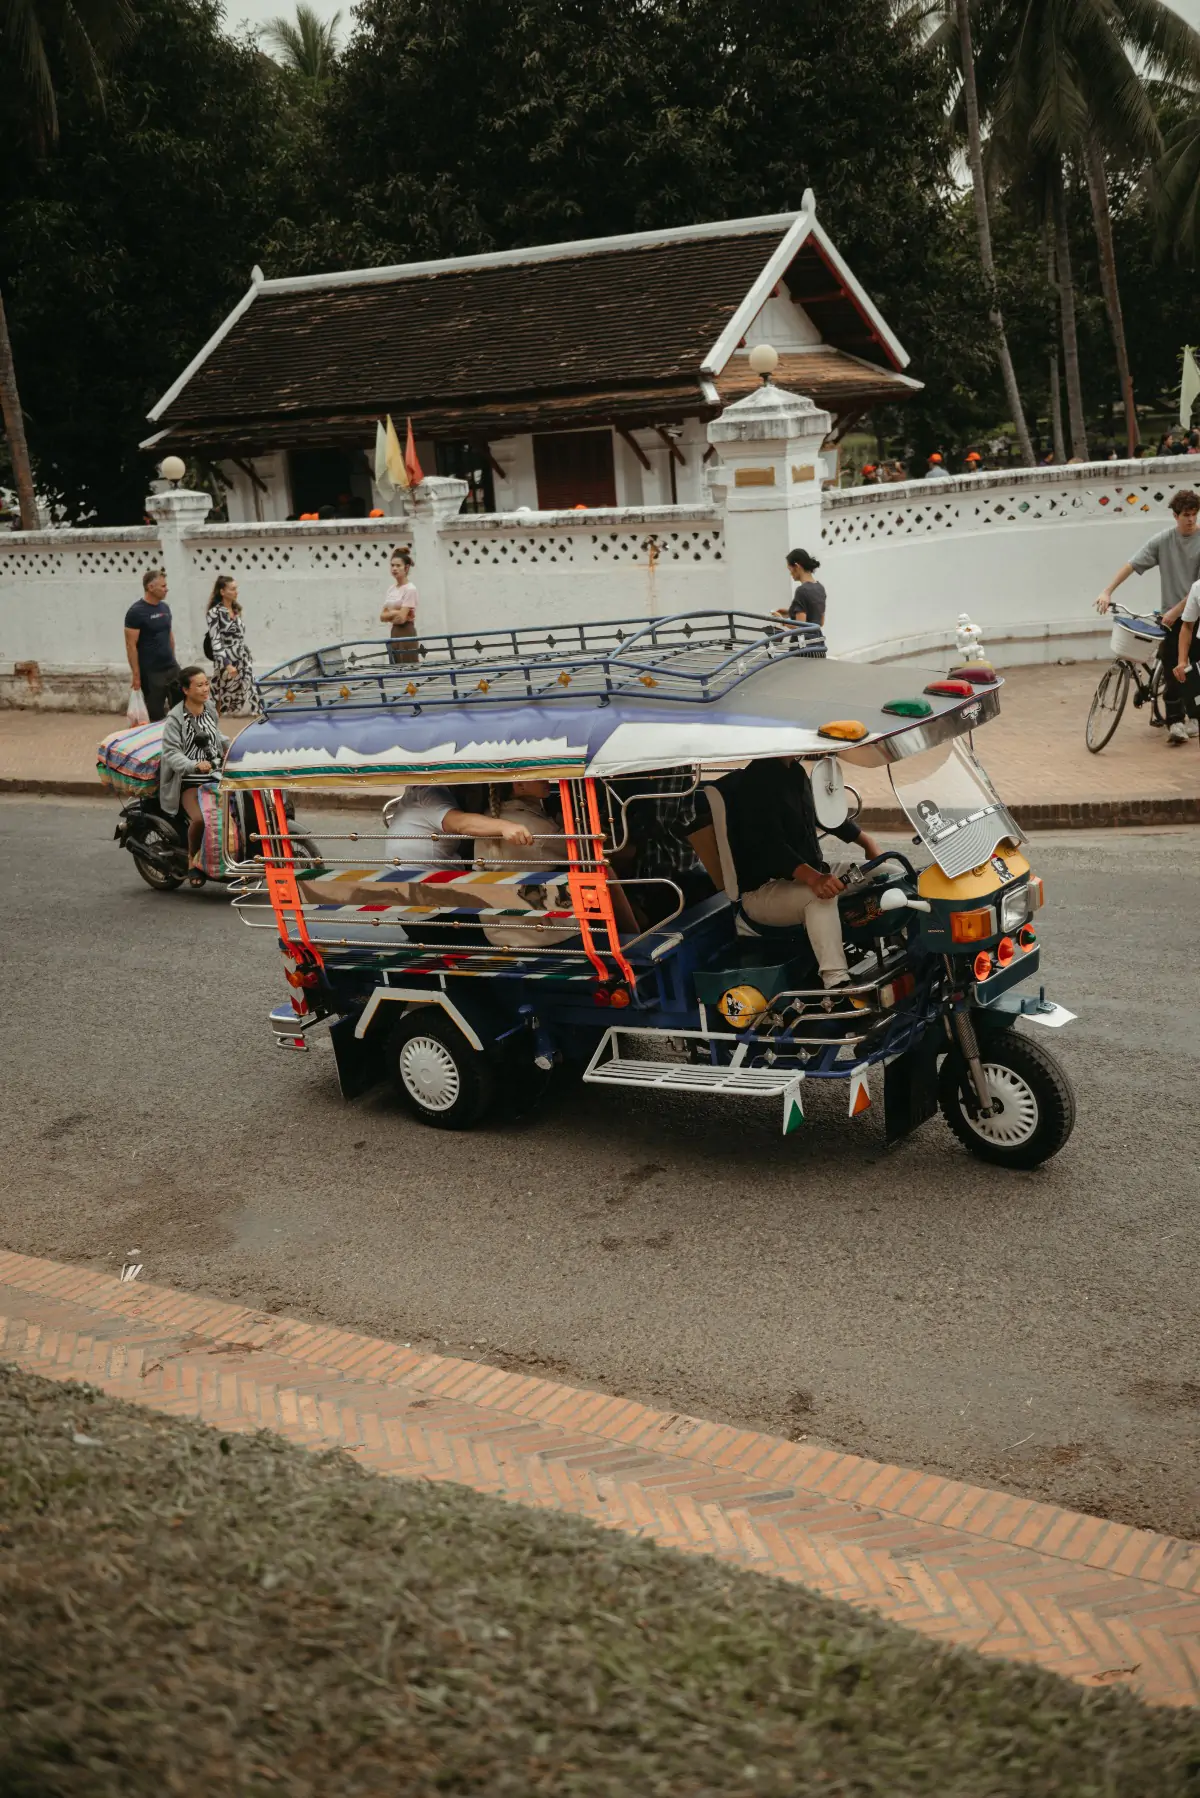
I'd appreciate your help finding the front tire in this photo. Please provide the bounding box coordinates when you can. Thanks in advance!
[387,1008,495,1131]
[1085,661,1129,753]
[938,1029,1075,1170]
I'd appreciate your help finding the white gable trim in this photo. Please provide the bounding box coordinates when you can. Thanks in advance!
[701,211,816,377]
[251,212,800,297]
[805,218,910,370]
[147,279,261,422]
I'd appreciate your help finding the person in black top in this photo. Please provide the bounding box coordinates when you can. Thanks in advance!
[721,758,879,988]
[124,568,181,720]
[774,549,827,629]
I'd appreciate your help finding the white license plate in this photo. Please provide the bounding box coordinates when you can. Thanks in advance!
[1025,1002,1075,1029]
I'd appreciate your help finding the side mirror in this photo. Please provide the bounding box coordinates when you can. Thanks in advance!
[879,887,932,914]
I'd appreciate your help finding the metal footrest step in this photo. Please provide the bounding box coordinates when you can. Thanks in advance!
[582,1027,800,1097]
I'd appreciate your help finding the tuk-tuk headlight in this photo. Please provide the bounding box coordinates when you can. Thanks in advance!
[1000,885,1032,933]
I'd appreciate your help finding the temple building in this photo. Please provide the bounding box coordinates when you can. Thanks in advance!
[143,195,920,520]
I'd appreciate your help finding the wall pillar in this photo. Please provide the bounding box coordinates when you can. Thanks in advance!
[706,380,832,616]
[408,476,468,637]
[145,487,212,661]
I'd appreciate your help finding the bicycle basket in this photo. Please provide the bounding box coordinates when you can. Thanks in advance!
[1110,617,1163,664]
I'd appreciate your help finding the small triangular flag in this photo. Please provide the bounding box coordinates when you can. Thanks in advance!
[385,415,408,490]
[374,419,392,495]
[849,1066,871,1117]
[404,416,424,487]
[1181,346,1200,430]
[782,1075,805,1136]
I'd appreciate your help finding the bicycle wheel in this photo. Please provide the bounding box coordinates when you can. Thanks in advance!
[1085,661,1131,753]
[1147,657,1168,728]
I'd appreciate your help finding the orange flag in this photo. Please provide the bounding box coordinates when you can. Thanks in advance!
[404,417,424,487]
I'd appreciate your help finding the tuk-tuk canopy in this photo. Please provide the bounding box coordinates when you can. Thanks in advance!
[222,612,1000,790]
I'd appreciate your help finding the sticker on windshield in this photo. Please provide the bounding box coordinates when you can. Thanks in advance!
[891,740,1023,879]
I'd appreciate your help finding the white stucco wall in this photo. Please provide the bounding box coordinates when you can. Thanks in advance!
[2,455,1194,708]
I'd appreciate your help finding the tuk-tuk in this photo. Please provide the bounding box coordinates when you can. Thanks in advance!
[221,612,1076,1170]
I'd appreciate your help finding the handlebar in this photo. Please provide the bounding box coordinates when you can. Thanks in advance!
[859,850,917,880]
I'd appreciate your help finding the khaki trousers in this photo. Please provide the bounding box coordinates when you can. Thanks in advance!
[741,875,849,985]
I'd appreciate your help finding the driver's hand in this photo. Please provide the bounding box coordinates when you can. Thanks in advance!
[499,820,534,845]
[196,759,212,773]
[1094,594,1112,614]
[812,873,844,901]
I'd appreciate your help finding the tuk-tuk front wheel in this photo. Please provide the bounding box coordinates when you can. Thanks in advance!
[387,1008,495,1130]
[938,1030,1075,1170]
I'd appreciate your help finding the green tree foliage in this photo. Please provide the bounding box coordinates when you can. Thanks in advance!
[260,1,340,84]
[1,0,297,521]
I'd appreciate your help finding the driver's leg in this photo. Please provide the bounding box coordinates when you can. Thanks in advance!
[741,880,850,987]
[181,788,204,859]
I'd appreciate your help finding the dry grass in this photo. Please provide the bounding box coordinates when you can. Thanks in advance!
[1,1365,1198,1797]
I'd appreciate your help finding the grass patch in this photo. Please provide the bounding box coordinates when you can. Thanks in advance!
[1,1365,1197,1796]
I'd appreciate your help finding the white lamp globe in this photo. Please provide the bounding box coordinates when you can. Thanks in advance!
[748,343,779,380]
[160,455,186,484]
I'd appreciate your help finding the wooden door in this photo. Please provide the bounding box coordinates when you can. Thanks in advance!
[533,431,617,510]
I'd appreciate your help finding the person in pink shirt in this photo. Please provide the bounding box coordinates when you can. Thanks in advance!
[381,547,418,664]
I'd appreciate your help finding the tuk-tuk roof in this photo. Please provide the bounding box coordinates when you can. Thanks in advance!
[223,612,1000,789]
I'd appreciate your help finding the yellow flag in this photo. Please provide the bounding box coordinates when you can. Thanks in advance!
[385,415,409,490]
[1181,347,1200,430]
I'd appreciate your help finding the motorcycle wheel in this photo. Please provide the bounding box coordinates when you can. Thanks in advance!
[938,1030,1075,1170]
[133,852,185,892]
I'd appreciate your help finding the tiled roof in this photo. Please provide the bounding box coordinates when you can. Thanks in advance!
[716,350,921,412]
[156,226,788,435]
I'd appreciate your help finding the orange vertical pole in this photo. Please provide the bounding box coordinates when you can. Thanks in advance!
[558,778,635,989]
[252,788,322,966]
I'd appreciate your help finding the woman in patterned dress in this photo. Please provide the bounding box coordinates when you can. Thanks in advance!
[206,575,256,714]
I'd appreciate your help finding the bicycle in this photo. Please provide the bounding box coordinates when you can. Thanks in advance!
[1085,608,1167,753]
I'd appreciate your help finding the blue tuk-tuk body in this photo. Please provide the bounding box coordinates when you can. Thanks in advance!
[222,613,1075,1168]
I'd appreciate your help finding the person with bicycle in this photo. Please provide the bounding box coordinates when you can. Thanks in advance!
[1095,489,1200,746]
[1173,583,1200,724]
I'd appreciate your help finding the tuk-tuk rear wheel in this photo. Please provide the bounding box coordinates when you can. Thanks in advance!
[938,1030,1075,1170]
[386,1008,495,1131]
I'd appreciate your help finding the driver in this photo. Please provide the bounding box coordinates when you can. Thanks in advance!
[723,757,880,990]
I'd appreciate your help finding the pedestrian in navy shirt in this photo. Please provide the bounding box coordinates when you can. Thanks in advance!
[124,569,181,720]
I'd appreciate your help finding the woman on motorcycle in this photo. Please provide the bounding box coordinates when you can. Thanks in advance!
[161,666,230,875]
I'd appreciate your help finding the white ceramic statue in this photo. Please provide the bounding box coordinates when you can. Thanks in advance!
[955,612,986,661]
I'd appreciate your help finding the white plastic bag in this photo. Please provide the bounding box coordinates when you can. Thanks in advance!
[126,687,150,727]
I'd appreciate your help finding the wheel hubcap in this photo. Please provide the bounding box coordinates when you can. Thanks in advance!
[398,1036,461,1111]
[960,1062,1039,1146]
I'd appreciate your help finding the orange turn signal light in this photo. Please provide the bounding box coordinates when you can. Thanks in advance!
[950,907,995,943]
[1028,876,1044,910]
[610,988,631,1009]
[973,950,993,981]
[996,935,1016,966]
[817,719,869,741]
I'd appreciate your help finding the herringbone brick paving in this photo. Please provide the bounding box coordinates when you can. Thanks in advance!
[2,1249,1197,1707]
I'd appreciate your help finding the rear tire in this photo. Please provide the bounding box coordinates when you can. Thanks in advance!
[129,816,185,891]
[938,1030,1075,1170]
[1085,661,1129,753]
[133,854,184,892]
[387,1008,495,1131]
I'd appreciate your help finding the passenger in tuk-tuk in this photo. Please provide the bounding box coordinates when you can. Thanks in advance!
[473,782,638,945]
[160,666,230,872]
[610,773,717,926]
[383,785,536,863]
[721,757,880,989]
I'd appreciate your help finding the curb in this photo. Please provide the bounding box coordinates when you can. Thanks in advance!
[7,778,1197,830]
[2,1249,1198,1708]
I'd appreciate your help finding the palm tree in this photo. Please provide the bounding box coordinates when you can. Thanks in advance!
[973,0,1200,458]
[260,3,341,83]
[2,0,133,526]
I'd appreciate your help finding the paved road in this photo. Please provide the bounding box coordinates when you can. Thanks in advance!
[3,798,1198,1538]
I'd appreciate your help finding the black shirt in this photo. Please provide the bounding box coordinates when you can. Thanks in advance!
[788,581,826,626]
[721,759,860,892]
[124,598,176,672]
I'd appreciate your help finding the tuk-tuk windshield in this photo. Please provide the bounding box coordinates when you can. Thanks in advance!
[889,739,1023,879]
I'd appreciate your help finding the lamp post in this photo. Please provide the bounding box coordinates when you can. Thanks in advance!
[159,456,186,488]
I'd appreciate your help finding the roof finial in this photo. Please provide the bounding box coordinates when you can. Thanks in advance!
[251,264,265,285]
[801,188,816,217]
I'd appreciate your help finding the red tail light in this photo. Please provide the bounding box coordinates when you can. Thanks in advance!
[973,950,993,981]
[996,935,1016,966]
[593,987,611,1007]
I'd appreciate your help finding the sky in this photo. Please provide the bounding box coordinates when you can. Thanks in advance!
[227,0,1200,58]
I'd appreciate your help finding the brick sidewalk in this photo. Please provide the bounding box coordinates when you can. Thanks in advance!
[1,664,1196,823]
[3,1250,1197,1708]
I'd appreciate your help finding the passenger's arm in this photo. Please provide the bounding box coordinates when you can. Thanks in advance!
[1176,619,1195,680]
[1162,599,1186,628]
[444,808,534,846]
[124,626,141,687]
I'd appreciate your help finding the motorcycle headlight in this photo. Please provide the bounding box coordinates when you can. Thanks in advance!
[999,885,1031,933]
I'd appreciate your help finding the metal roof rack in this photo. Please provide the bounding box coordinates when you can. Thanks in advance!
[255,611,826,717]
